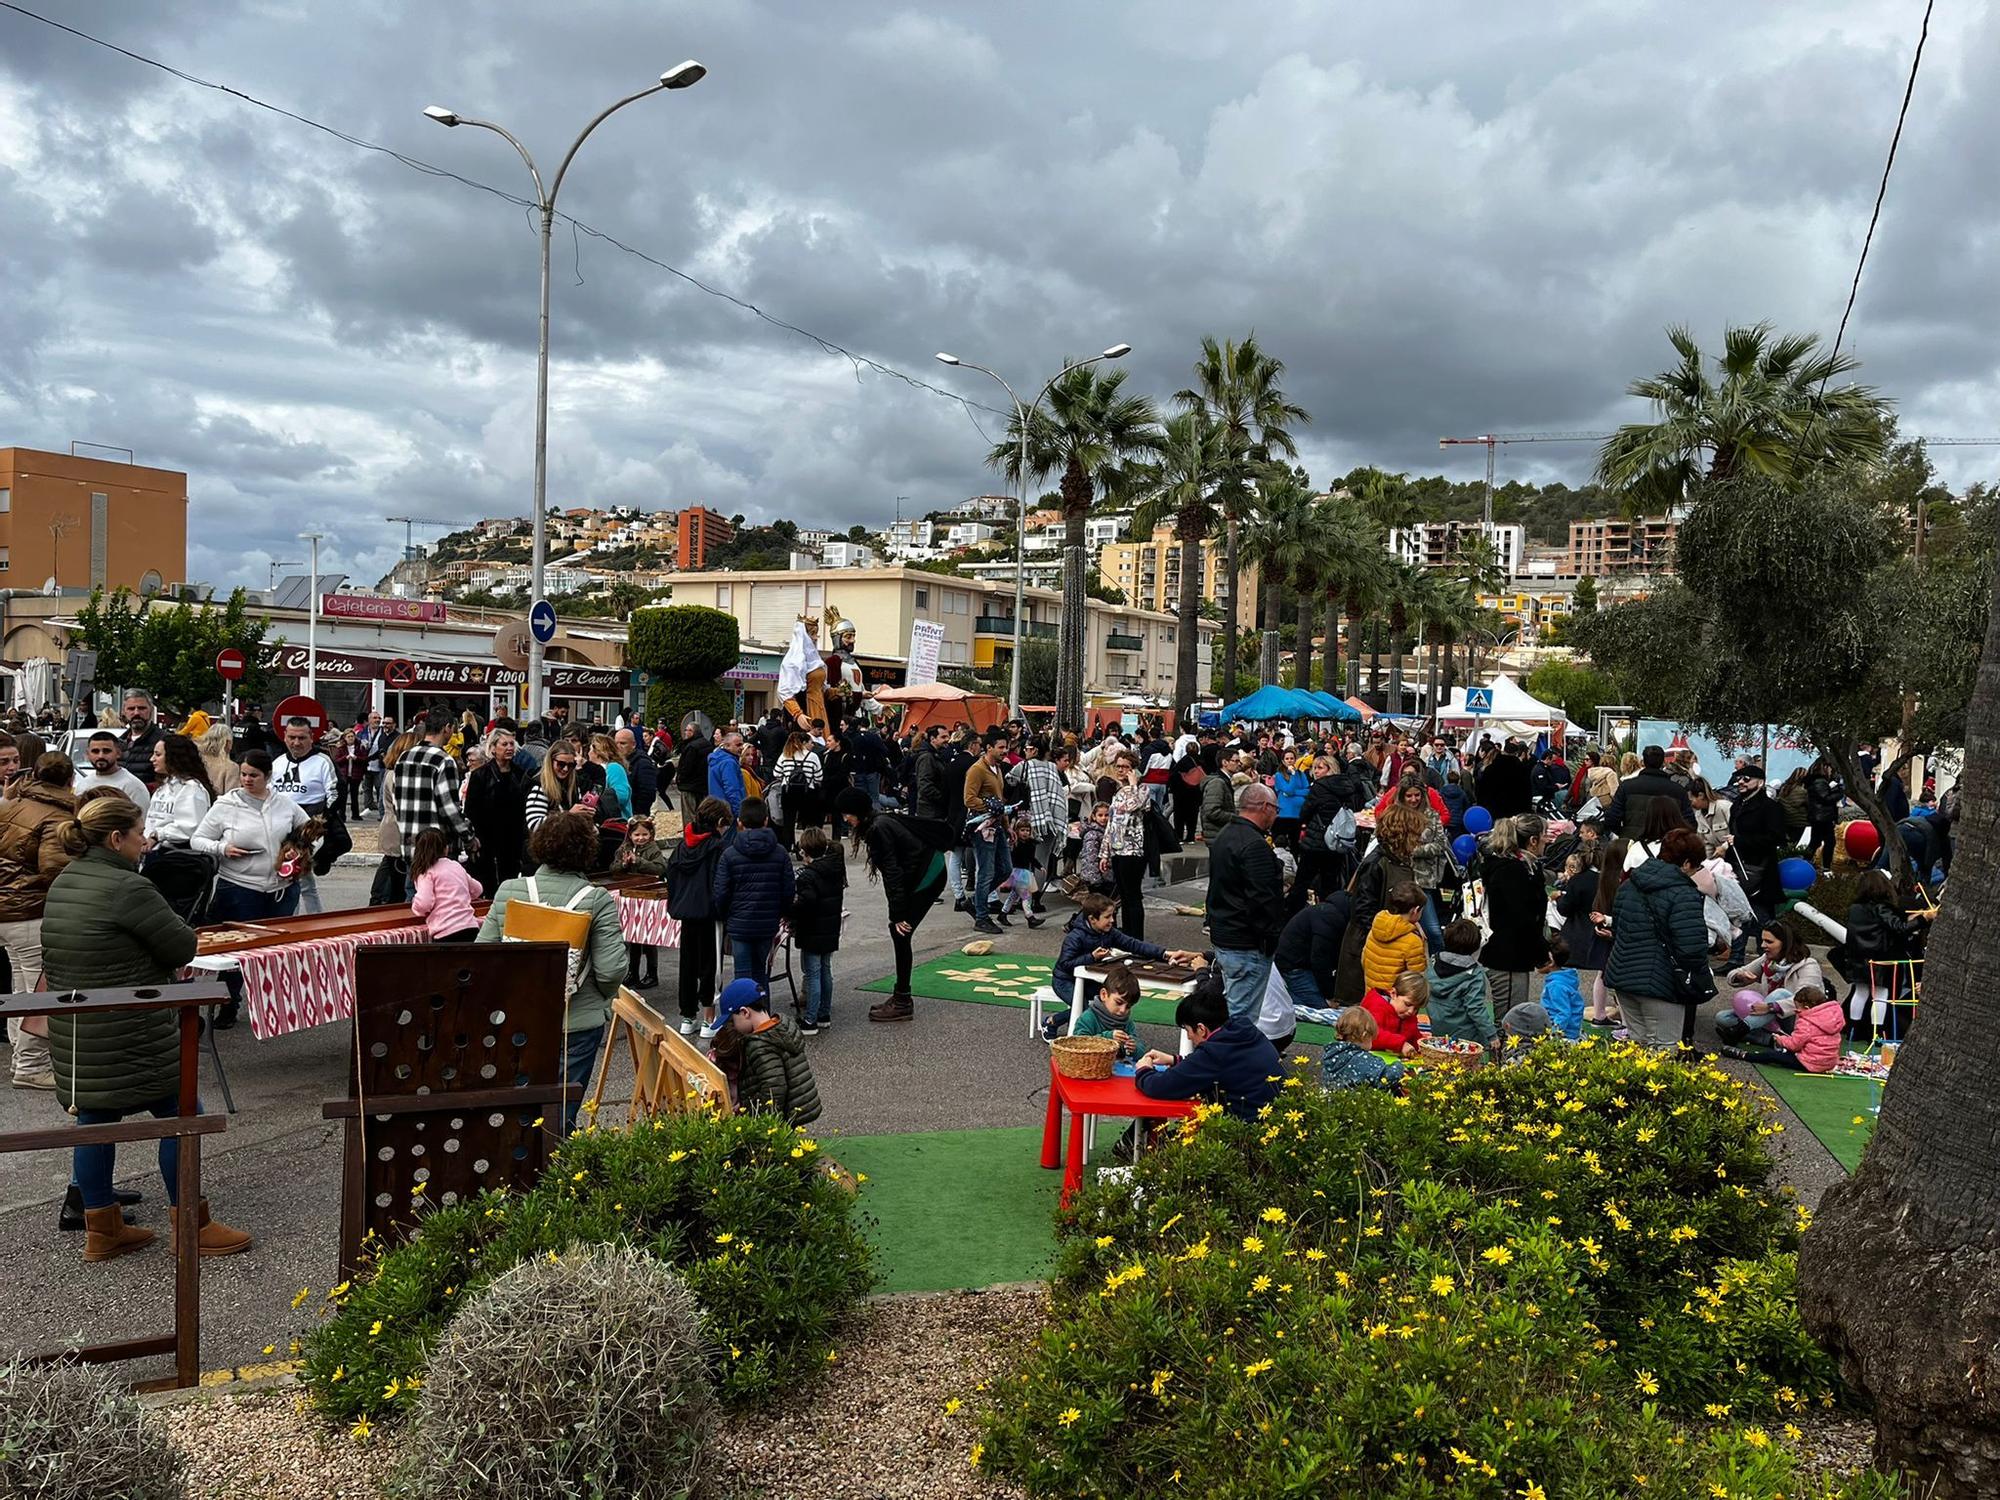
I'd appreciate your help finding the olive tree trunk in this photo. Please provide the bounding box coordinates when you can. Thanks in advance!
[1799,561,2000,1498]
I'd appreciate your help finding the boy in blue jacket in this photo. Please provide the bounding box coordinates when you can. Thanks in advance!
[1045,893,1202,1040]
[714,797,796,987]
[1135,980,1281,1122]
[1535,935,1584,1041]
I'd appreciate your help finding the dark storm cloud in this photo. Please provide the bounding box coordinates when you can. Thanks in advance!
[0,0,1995,593]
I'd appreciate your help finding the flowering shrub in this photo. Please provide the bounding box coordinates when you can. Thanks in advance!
[979,1041,1884,1499]
[299,1108,873,1425]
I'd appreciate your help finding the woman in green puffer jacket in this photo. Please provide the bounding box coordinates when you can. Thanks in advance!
[42,794,252,1262]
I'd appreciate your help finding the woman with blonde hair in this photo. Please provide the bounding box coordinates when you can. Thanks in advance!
[196,719,238,795]
[42,792,251,1260]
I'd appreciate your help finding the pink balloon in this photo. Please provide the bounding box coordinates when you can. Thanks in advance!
[1732,989,1764,1020]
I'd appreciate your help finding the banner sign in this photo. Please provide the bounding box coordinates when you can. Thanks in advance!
[321,593,448,623]
[906,620,946,686]
[259,645,525,688]
[546,666,627,695]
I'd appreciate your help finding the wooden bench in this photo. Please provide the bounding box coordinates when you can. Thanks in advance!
[588,987,731,1124]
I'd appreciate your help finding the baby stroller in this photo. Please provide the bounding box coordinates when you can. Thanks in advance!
[141,847,236,1113]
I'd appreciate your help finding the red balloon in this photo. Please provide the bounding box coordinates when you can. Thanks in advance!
[1844,819,1881,863]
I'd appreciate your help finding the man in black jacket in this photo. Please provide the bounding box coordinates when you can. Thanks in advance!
[1206,782,1286,1024]
[674,720,712,825]
[1605,744,1695,836]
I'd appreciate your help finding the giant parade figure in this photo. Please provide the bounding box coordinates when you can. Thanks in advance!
[777,605,869,731]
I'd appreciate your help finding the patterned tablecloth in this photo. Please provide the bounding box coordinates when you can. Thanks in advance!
[195,899,687,1040]
[617,895,683,950]
[214,925,432,1041]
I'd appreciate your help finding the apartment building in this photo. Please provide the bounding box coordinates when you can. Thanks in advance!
[1098,524,1257,632]
[0,447,188,591]
[1386,519,1525,577]
[675,506,734,569]
[1567,515,1677,576]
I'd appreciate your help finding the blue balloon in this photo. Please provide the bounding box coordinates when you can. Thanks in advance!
[1452,833,1479,863]
[1463,806,1494,834]
[1778,857,1816,892]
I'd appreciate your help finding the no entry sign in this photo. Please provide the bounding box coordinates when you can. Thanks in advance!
[273,694,328,734]
[215,647,247,682]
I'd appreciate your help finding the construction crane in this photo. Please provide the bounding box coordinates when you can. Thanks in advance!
[384,516,462,563]
[1437,433,1610,525]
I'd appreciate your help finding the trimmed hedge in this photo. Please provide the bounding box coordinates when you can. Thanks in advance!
[630,606,739,680]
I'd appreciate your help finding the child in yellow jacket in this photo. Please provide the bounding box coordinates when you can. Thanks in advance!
[1362,883,1430,993]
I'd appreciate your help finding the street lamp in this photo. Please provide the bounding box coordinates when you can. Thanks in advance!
[300,531,325,699]
[425,62,706,719]
[933,344,1130,718]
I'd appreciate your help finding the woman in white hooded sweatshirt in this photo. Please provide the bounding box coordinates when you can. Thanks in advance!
[192,749,309,923]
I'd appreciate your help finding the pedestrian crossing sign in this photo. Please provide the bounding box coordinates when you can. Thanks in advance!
[1465,687,1493,714]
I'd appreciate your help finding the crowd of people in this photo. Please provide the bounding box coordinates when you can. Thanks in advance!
[0,679,1947,1261]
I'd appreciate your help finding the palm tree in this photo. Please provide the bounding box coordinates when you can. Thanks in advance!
[988,365,1160,730]
[1242,477,1322,689]
[1307,495,1382,699]
[1131,410,1227,721]
[1177,335,1310,709]
[1423,577,1479,704]
[1596,322,1892,508]
[1383,560,1430,714]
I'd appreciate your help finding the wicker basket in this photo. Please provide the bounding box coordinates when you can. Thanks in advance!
[1052,1035,1118,1081]
[1417,1035,1487,1068]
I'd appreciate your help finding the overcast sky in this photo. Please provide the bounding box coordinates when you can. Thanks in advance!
[0,1,1990,591]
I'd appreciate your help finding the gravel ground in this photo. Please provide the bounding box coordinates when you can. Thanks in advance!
[149,1286,1045,1499]
[1792,1409,1880,1485]
[712,1286,1041,1500]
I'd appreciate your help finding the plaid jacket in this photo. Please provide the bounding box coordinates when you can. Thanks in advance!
[390,741,470,860]
[1023,759,1068,839]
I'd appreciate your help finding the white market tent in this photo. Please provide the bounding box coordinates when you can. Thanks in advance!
[1436,673,1587,740]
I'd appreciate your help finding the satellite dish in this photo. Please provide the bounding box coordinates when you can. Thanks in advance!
[41,577,58,597]
[139,569,164,598]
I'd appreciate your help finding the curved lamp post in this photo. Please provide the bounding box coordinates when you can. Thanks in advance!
[933,344,1131,719]
[424,62,706,718]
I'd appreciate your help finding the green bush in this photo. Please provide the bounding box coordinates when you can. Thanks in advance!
[645,679,733,737]
[0,1357,186,1500]
[978,1041,1876,1499]
[300,1109,874,1426]
[392,1244,715,1500]
[629,605,739,679]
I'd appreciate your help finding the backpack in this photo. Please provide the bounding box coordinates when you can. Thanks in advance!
[1321,805,1357,854]
[501,875,595,1001]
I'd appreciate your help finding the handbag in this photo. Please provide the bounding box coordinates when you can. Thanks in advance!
[1143,803,1182,856]
[501,875,594,1000]
[1635,880,1717,1008]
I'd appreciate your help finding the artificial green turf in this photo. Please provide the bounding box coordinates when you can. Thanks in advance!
[829,1126,1063,1293]
[860,953,1338,1044]
[1755,1065,1881,1173]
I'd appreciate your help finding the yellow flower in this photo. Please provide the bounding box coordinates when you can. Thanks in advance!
[668,1149,689,1163]
[329,1365,344,1382]
[1303,1247,1326,1262]
[1429,1273,1455,1296]
[1261,1206,1287,1224]
[943,1397,962,1415]
[968,1441,985,1468]
[1251,1274,1272,1294]
[349,1416,371,1441]
[1241,1234,1264,1253]
[572,1170,586,1181]
[1522,1485,1548,1500]
[1783,1423,1803,1441]
[1742,1427,1770,1449]
[1057,1407,1082,1427]
[367,1320,383,1338]
[1704,1402,1731,1418]
[1244,1358,1274,1377]
[329,1280,351,1298]
[290,1287,311,1309]
[716,1232,734,1244]
[1095,1234,1116,1248]
[1481,1245,1514,1265]
[1150,1368,1174,1397]
[826,1350,838,1363]
[1634,1369,1660,1396]
[382,1379,401,1400]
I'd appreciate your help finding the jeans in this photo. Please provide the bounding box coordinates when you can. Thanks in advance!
[561,1024,606,1135]
[210,879,300,924]
[1215,948,1273,1024]
[1279,966,1326,1009]
[1486,970,1530,1018]
[856,770,886,809]
[732,935,770,988]
[75,1094,193,1210]
[0,917,49,1080]
[945,847,969,901]
[800,950,834,1024]
[1419,893,1444,952]
[972,832,1006,918]
[297,868,322,915]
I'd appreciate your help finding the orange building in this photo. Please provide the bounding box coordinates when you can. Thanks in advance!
[675,505,733,570]
[0,448,189,592]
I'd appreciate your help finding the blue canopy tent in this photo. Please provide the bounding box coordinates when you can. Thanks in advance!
[1222,685,1362,722]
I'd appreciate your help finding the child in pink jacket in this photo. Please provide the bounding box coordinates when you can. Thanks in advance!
[409,827,483,942]
[1722,984,1843,1072]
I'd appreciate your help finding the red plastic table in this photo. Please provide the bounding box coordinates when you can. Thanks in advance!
[1040,1058,1197,1204]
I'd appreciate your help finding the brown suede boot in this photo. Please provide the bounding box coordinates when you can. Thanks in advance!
[171,1199,253,1258]
[867,992,914,1023]
[83,1205,156,1262]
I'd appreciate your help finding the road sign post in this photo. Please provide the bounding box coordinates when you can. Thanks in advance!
[529,599,557,644]
[1465,687,1493,716]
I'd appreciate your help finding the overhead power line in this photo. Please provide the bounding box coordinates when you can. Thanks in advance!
[1827,0,1935,370]
[0,0,1011,431]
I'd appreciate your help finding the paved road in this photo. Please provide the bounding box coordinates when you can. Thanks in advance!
[0,842,1839,1380]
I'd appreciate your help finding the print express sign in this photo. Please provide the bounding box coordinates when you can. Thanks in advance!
[261,646,526,689]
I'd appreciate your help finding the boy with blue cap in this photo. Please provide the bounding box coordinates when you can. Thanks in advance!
[713,978,822,1126]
